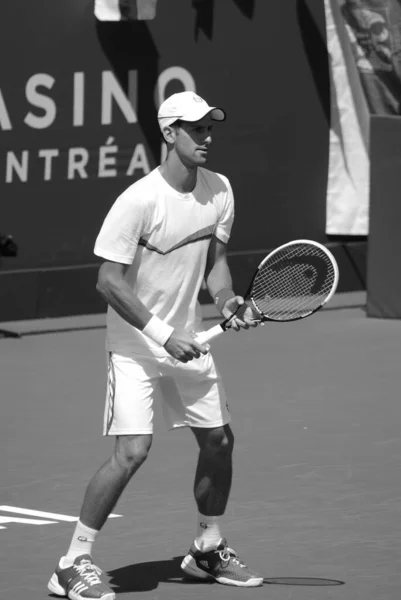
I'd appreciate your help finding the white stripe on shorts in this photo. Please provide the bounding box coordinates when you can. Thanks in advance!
[105,352,116,435]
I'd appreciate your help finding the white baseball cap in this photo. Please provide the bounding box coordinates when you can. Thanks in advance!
[158,91,226,131]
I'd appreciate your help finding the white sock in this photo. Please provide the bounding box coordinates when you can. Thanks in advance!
[194,513,222,552]
[60,520,99,567]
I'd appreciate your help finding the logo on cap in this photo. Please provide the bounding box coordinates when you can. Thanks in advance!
[192,94,204,103]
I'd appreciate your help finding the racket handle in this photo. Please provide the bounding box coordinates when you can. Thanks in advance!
[195,324,225,345]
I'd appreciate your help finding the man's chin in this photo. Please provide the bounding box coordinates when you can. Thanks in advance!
[187,153,208,167]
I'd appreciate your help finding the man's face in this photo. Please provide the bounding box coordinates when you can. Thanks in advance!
[173,115,214,166]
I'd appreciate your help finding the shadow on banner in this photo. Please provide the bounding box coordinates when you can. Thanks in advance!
[341,0,401,115]
[312,0,401,236]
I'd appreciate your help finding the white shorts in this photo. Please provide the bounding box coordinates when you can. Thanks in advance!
[103,350,231,435]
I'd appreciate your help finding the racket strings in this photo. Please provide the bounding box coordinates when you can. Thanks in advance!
[254,263,326,305]
[253,262,334,316]
[251,244,336,320]
[253,271,330,318]
[252,248,327,300]
[254,262,333,311]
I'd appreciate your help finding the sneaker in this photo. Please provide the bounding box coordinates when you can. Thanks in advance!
[47,554,115,600]
[181,538,263,587]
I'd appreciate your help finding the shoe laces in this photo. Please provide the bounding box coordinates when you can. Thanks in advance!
[217,544,247,568]
[74,561,102,585]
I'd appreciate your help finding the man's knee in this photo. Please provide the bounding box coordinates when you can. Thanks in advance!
[197,425,234,457]
[114,434,152,474]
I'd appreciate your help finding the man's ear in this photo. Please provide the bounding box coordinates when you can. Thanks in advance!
[162,125,176,144]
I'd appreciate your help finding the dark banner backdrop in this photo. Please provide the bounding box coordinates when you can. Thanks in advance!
[0,0,365,321]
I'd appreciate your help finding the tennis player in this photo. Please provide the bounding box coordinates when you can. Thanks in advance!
[47,91,263,600]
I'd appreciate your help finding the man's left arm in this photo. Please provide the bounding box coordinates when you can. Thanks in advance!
[204,235,258,331]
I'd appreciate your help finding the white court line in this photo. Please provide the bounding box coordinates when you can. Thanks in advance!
[0,517,57,525]
[0,505,122,521]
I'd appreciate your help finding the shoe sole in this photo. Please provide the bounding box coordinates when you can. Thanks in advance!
[47,573,116,600]
[48,574,68,597]
[181,555,263,587]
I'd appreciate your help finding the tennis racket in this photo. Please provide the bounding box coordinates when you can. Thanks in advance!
[196,239,339,345]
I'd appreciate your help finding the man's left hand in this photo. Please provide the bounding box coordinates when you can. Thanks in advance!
[222,296,261,332]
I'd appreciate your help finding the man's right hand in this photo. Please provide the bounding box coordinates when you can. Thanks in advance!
[164,329,209,362]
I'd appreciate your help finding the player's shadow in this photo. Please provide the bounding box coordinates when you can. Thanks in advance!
[107,557,345,593]
[107,556,213,593]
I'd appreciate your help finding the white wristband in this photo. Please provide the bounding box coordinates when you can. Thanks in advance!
[142,315,174,347]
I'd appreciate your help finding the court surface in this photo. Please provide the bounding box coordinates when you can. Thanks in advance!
[1,292,401,600]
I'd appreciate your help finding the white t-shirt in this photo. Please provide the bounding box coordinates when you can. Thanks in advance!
[94,166,235,355]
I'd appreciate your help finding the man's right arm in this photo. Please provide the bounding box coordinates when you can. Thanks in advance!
[96,261,208,362]
[97,261,151,331]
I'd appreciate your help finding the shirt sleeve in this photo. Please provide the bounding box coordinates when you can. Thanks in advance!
[94,189,149,264]
[214,175,235,244]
